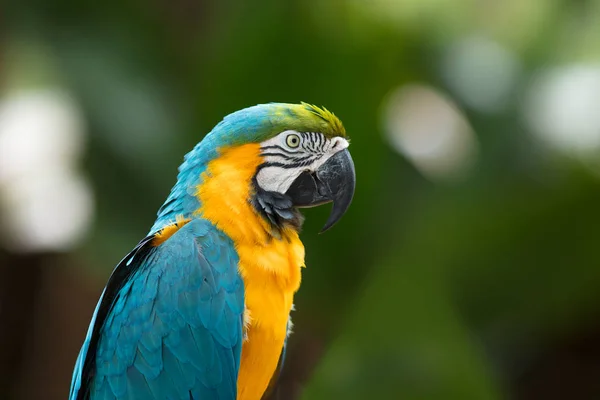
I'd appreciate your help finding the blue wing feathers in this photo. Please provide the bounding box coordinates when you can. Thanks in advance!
[95,378,115,400]
[70,219,244,400]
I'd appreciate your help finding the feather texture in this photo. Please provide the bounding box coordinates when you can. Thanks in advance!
[70,102,347,400]
[70,219,244,400]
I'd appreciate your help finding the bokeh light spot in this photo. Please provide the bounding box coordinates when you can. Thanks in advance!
[382,84,478,182]
[0,89,93,252]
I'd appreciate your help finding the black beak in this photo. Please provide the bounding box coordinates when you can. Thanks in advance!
[285,149,356,233]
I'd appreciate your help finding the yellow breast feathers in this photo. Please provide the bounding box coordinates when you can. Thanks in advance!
[196,143,305,400]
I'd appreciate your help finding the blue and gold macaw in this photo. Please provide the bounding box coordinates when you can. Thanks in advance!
[69,102,355,400]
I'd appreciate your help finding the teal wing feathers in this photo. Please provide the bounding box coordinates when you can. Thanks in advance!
[70,219,244,400]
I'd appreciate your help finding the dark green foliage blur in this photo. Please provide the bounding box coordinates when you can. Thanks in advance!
[4,0,600,399]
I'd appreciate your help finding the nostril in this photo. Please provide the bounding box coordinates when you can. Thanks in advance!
[331,137,345,150]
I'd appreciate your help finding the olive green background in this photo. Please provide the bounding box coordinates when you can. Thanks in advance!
[2,1,600,399]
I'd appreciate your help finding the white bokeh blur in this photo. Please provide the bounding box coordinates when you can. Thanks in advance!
[525,65,600,161]
[442,36,521,114]
[0,89,93,252]
[382,84,478,183]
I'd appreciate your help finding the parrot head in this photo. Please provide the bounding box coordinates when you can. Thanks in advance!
[155,102,355,234]
[245,102,355,233]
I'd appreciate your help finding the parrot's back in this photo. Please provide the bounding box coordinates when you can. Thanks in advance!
[70,219,245,400]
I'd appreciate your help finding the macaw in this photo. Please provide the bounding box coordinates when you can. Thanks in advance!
[69,102,355,400]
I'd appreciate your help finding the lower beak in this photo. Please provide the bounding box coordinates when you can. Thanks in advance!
[285,149,356,233]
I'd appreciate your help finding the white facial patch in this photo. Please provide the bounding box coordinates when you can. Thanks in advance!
[255,130,349,194]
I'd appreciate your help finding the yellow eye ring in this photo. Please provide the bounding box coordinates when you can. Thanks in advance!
[286,134,301,148]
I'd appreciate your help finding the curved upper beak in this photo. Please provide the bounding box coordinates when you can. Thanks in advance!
[285,149,356,233]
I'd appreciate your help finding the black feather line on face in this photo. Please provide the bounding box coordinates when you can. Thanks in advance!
[316,132,323,151]
[260,152,317,163]
[256,159,314,172]
[260,152,296,161]
[261,145,298,156]
[319,134,326,152]
[307,133,318,152]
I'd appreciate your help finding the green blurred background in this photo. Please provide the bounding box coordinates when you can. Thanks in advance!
[2,0,600,399]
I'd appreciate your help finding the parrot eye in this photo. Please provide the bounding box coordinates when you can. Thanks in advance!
[286,134,301,148]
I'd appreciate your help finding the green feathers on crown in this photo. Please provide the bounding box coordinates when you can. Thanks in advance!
[266,102,346,140]
[203,102,347,151]
[299,102,346,138]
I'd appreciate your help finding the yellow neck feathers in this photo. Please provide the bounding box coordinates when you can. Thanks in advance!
[196,143,305,291]
[196,143,305,400]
